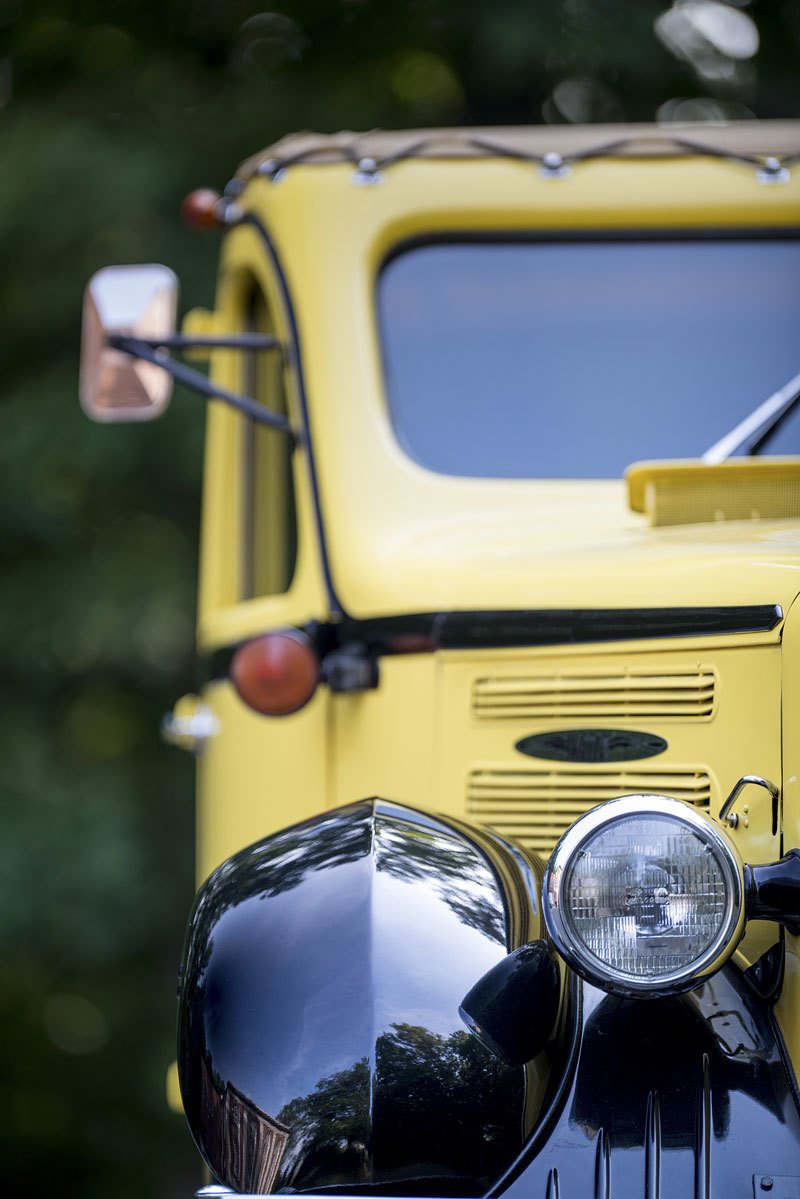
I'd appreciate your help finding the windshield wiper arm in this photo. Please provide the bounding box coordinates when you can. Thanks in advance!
[703,368,800,464]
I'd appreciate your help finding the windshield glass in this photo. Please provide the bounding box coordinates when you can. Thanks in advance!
[377,238,800,478]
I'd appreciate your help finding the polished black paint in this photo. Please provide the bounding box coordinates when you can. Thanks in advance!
[491,965,800,1199]
[748,851,800,936]
[342,604,784,648]
[201,605,782,686]
[745,941,786,1003]
[178,800,542,1196]
[459,941,560,1066]
[514,729,667,764]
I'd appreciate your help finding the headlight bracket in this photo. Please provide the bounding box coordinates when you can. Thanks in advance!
[746,849,800,936]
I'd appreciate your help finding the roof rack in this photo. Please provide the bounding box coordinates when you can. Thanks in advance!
[231,120,800,189]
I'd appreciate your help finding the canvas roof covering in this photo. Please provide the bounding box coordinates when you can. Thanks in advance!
[237,120,800,179]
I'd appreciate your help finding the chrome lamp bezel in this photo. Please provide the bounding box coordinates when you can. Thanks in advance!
[543,794,746,998]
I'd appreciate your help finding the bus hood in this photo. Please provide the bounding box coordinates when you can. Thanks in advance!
[339,483,800,619]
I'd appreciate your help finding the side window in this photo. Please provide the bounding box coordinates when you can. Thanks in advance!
[241,285,298,599]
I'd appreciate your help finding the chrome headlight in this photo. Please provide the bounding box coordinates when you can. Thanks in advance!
[543,795,745,997]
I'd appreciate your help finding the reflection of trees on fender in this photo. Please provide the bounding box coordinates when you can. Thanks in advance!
[277,1057,372,1190]
[276,1022,523,1193]
[376,821,506,945]
[184,804,373,983]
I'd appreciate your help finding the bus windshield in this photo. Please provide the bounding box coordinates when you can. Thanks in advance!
[377,238,800,479]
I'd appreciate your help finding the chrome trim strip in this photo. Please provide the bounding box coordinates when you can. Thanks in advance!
[719,774,779,829]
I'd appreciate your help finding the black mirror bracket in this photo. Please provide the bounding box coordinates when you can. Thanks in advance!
[108,334,297,440]
[746,849,800,936]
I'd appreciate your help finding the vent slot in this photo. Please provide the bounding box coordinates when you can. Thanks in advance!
[467,766,712,856]
[472,668,715,721]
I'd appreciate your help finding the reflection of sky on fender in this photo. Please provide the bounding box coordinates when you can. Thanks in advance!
[196,812,508,1118]
[374,869,504,1038]
[200,857,372,1115]
[380,240,800,479]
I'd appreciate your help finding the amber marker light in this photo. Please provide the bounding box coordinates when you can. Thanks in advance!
[181,188,224,231]
[230,631,320,716]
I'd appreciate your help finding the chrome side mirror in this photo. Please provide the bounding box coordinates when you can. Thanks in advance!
[80,264,178,422]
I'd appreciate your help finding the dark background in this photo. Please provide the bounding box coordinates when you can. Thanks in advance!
[2,2,798,1196]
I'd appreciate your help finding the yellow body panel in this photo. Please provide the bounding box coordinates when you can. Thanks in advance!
[231,156,800,620]
[777,597,800,1059]
[197,680,330,880]
[189,128,800,1015]
[197,224,327,645]
[198,151,800,632]
[197,631,784,970]
[627,458,800,526]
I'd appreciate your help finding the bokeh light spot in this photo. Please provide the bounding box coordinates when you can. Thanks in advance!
[657,96,755,122]
[546,77,623,124]
[391,51,463,114]
[232,13,307,75]
[43,994,109,1055]
[61,685,145,762]
[656,1,759,83]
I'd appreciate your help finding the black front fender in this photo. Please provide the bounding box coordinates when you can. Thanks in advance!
[178,799,552,1196]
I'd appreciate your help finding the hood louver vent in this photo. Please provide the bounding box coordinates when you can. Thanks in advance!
[472,667,715,721]
[467,766,712,856]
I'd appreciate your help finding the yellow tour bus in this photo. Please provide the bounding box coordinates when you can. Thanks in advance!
[81,121,800,1199]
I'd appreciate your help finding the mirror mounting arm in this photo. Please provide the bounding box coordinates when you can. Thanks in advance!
[109,335,297,440]
[117,332,281,352]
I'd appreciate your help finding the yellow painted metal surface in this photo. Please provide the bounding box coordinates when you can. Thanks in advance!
[627,458,800,526]
[166,1060,183,1114]
[197,223,327,645]
[776,597,800,1061]
[436,639,782,856]
[196,679,329,881]
[221,154,800,621]
[195,631,783,971]
[190,131,800,1004]
[330,655,438,811]
[193,150,800,637]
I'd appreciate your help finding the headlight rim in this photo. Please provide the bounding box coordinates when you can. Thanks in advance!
[543,793,745,998]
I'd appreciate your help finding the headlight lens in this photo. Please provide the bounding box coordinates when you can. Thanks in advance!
[543,796,744,997]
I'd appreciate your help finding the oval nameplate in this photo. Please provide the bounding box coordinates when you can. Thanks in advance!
[515,729,668,764]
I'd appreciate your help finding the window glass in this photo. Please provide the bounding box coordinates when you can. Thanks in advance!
[242,287,297,598]
[377,239,800,478]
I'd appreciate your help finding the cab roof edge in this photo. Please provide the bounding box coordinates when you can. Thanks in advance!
[232,119,800,186]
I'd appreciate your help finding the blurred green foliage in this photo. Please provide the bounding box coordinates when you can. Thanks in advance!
[1,1,797,1196]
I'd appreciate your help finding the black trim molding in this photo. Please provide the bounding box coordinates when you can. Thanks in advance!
[201,604,782,684]
[347,604,783,650]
